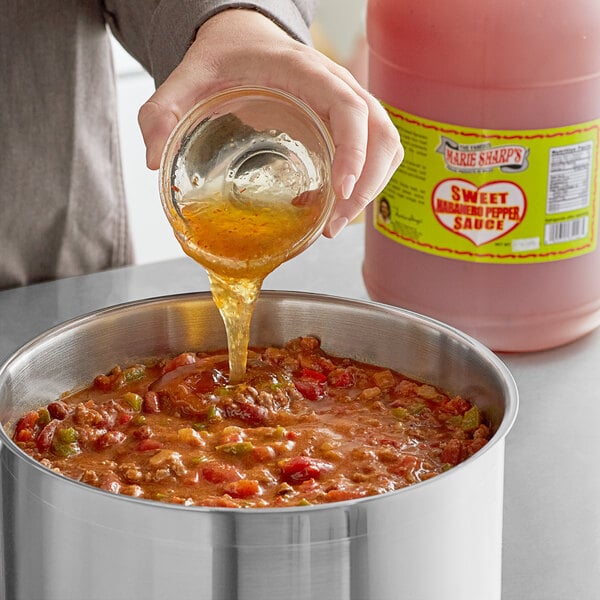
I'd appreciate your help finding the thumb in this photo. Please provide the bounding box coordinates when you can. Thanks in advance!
[137,98,181,170]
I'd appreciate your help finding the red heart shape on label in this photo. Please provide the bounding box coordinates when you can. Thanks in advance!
[432,179,526,246]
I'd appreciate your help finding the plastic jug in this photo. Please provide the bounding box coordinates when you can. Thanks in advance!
[364,0,600,351]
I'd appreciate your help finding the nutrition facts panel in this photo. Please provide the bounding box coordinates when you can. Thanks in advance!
[546,141,593,214]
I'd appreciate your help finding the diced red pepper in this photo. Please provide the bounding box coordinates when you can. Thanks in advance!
[293,368,328,401]
[299,368,327,383]
[118,413,133,425]
[293,380,325,401]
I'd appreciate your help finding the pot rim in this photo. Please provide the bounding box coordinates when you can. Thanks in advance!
[0,290,519,514]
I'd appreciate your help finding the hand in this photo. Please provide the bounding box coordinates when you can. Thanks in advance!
[138,8,403,238]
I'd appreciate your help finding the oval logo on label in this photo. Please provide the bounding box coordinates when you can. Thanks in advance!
[432,179,527,246]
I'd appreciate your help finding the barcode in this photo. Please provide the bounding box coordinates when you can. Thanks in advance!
[544,217,589,244]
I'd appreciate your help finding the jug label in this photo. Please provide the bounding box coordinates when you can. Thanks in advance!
[375,105,600,263]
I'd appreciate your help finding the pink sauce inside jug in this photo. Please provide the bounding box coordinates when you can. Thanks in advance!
[363,0,600,351]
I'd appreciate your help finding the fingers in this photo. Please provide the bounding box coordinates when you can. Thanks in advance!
[323,94,403,238]
[323,141,403,238]
[282,54,403,237]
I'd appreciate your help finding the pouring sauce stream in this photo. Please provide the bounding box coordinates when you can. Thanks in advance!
[177,189,323,384]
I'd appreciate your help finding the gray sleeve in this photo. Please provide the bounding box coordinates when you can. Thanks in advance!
[103,0,318,86]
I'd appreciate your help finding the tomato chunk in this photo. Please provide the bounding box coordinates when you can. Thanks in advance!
[202,463,242,484]
[224,479,261,499]
[15,411,39,435]
[15,429,33,442]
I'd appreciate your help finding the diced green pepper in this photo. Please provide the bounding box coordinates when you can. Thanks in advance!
[123,365,146,384]
[391,407,409,421]
[192,405,222,430]
[408,402,426,415]
[273,425,287,439]
[56,427,78,443]
[297,498,312,506]
[447,415,463,428]
[132,414,146,426]
[53,427,80,457]
[206,404,222,422]
[37,407,51,426]
[123,392,143,411]
[215,441,254,455]
[461,406,481,431]
[53,442,79,457]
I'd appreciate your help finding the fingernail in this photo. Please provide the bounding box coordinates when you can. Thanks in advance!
[341,174,356,200]
[329,217,349,238]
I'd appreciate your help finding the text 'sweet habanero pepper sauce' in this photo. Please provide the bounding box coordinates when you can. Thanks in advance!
[364,0,600,351]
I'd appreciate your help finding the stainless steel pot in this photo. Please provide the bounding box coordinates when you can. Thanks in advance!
[0,292,518,600]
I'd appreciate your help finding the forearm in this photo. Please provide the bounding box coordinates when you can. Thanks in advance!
[103,0,318,85]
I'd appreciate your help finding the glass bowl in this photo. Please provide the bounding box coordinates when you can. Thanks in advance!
[159,86,336,277]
